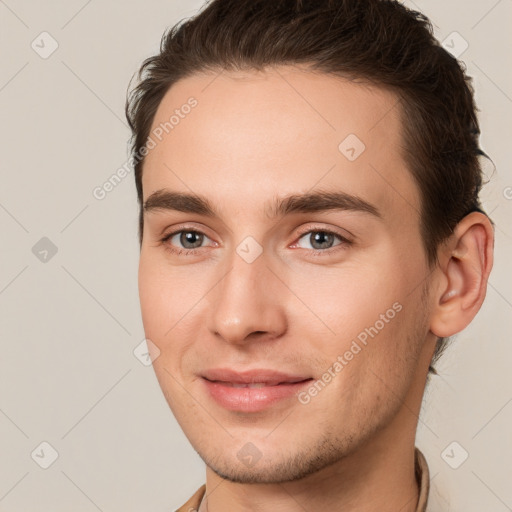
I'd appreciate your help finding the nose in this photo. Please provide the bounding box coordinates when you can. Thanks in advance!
[207,249,288,346]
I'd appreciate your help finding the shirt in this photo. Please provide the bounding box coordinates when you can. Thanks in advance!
[175,447,430,512]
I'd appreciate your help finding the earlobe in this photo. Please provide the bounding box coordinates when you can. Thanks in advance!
[430,212,494,338]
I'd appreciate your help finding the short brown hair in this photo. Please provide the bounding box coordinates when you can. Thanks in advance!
[125,0,489,372]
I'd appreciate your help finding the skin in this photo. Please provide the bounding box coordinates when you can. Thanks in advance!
[138,66,494,511]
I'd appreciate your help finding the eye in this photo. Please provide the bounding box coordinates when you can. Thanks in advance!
[161,229,214,255]
[295,229,349,251]
[159,226,351,257]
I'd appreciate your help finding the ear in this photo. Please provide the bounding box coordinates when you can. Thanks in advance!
[430,212,494,338]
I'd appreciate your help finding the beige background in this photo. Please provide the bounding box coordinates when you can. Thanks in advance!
[0,0,510,510]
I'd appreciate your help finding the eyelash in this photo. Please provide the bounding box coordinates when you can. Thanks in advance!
[159,226,352,258]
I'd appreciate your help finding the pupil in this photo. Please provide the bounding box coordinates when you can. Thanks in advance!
[312,232,333,249]
[181,231,202,248]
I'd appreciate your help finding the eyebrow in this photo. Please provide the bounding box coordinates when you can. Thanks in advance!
[143,189,381,219]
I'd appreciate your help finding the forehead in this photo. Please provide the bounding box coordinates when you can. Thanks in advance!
[142,66,420,223]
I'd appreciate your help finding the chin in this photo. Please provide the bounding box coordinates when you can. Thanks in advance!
[199,434,356,484]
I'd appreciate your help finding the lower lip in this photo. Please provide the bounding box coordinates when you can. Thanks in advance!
[202,378,313,412]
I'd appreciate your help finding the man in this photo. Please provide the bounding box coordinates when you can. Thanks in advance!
[125,0,494,510]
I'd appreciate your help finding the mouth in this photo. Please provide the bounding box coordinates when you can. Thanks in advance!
[205,380,310,388]
[200,368,313,412]
[201,368,312,382]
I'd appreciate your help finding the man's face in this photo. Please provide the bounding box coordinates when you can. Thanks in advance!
[139,66,437,483]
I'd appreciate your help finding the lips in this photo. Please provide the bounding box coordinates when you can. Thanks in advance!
[221,382,283,388]
[201,368,311,386]
[201,368,313,412]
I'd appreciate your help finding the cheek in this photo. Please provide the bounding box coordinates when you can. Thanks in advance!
[285,248,426,376]
[138,253,207,370]
[138,253,192,330]
[138,256,164,333]
[286,262,403,338]
[137,255,186,359]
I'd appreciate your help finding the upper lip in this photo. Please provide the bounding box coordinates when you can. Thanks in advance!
[202,368,312,385]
